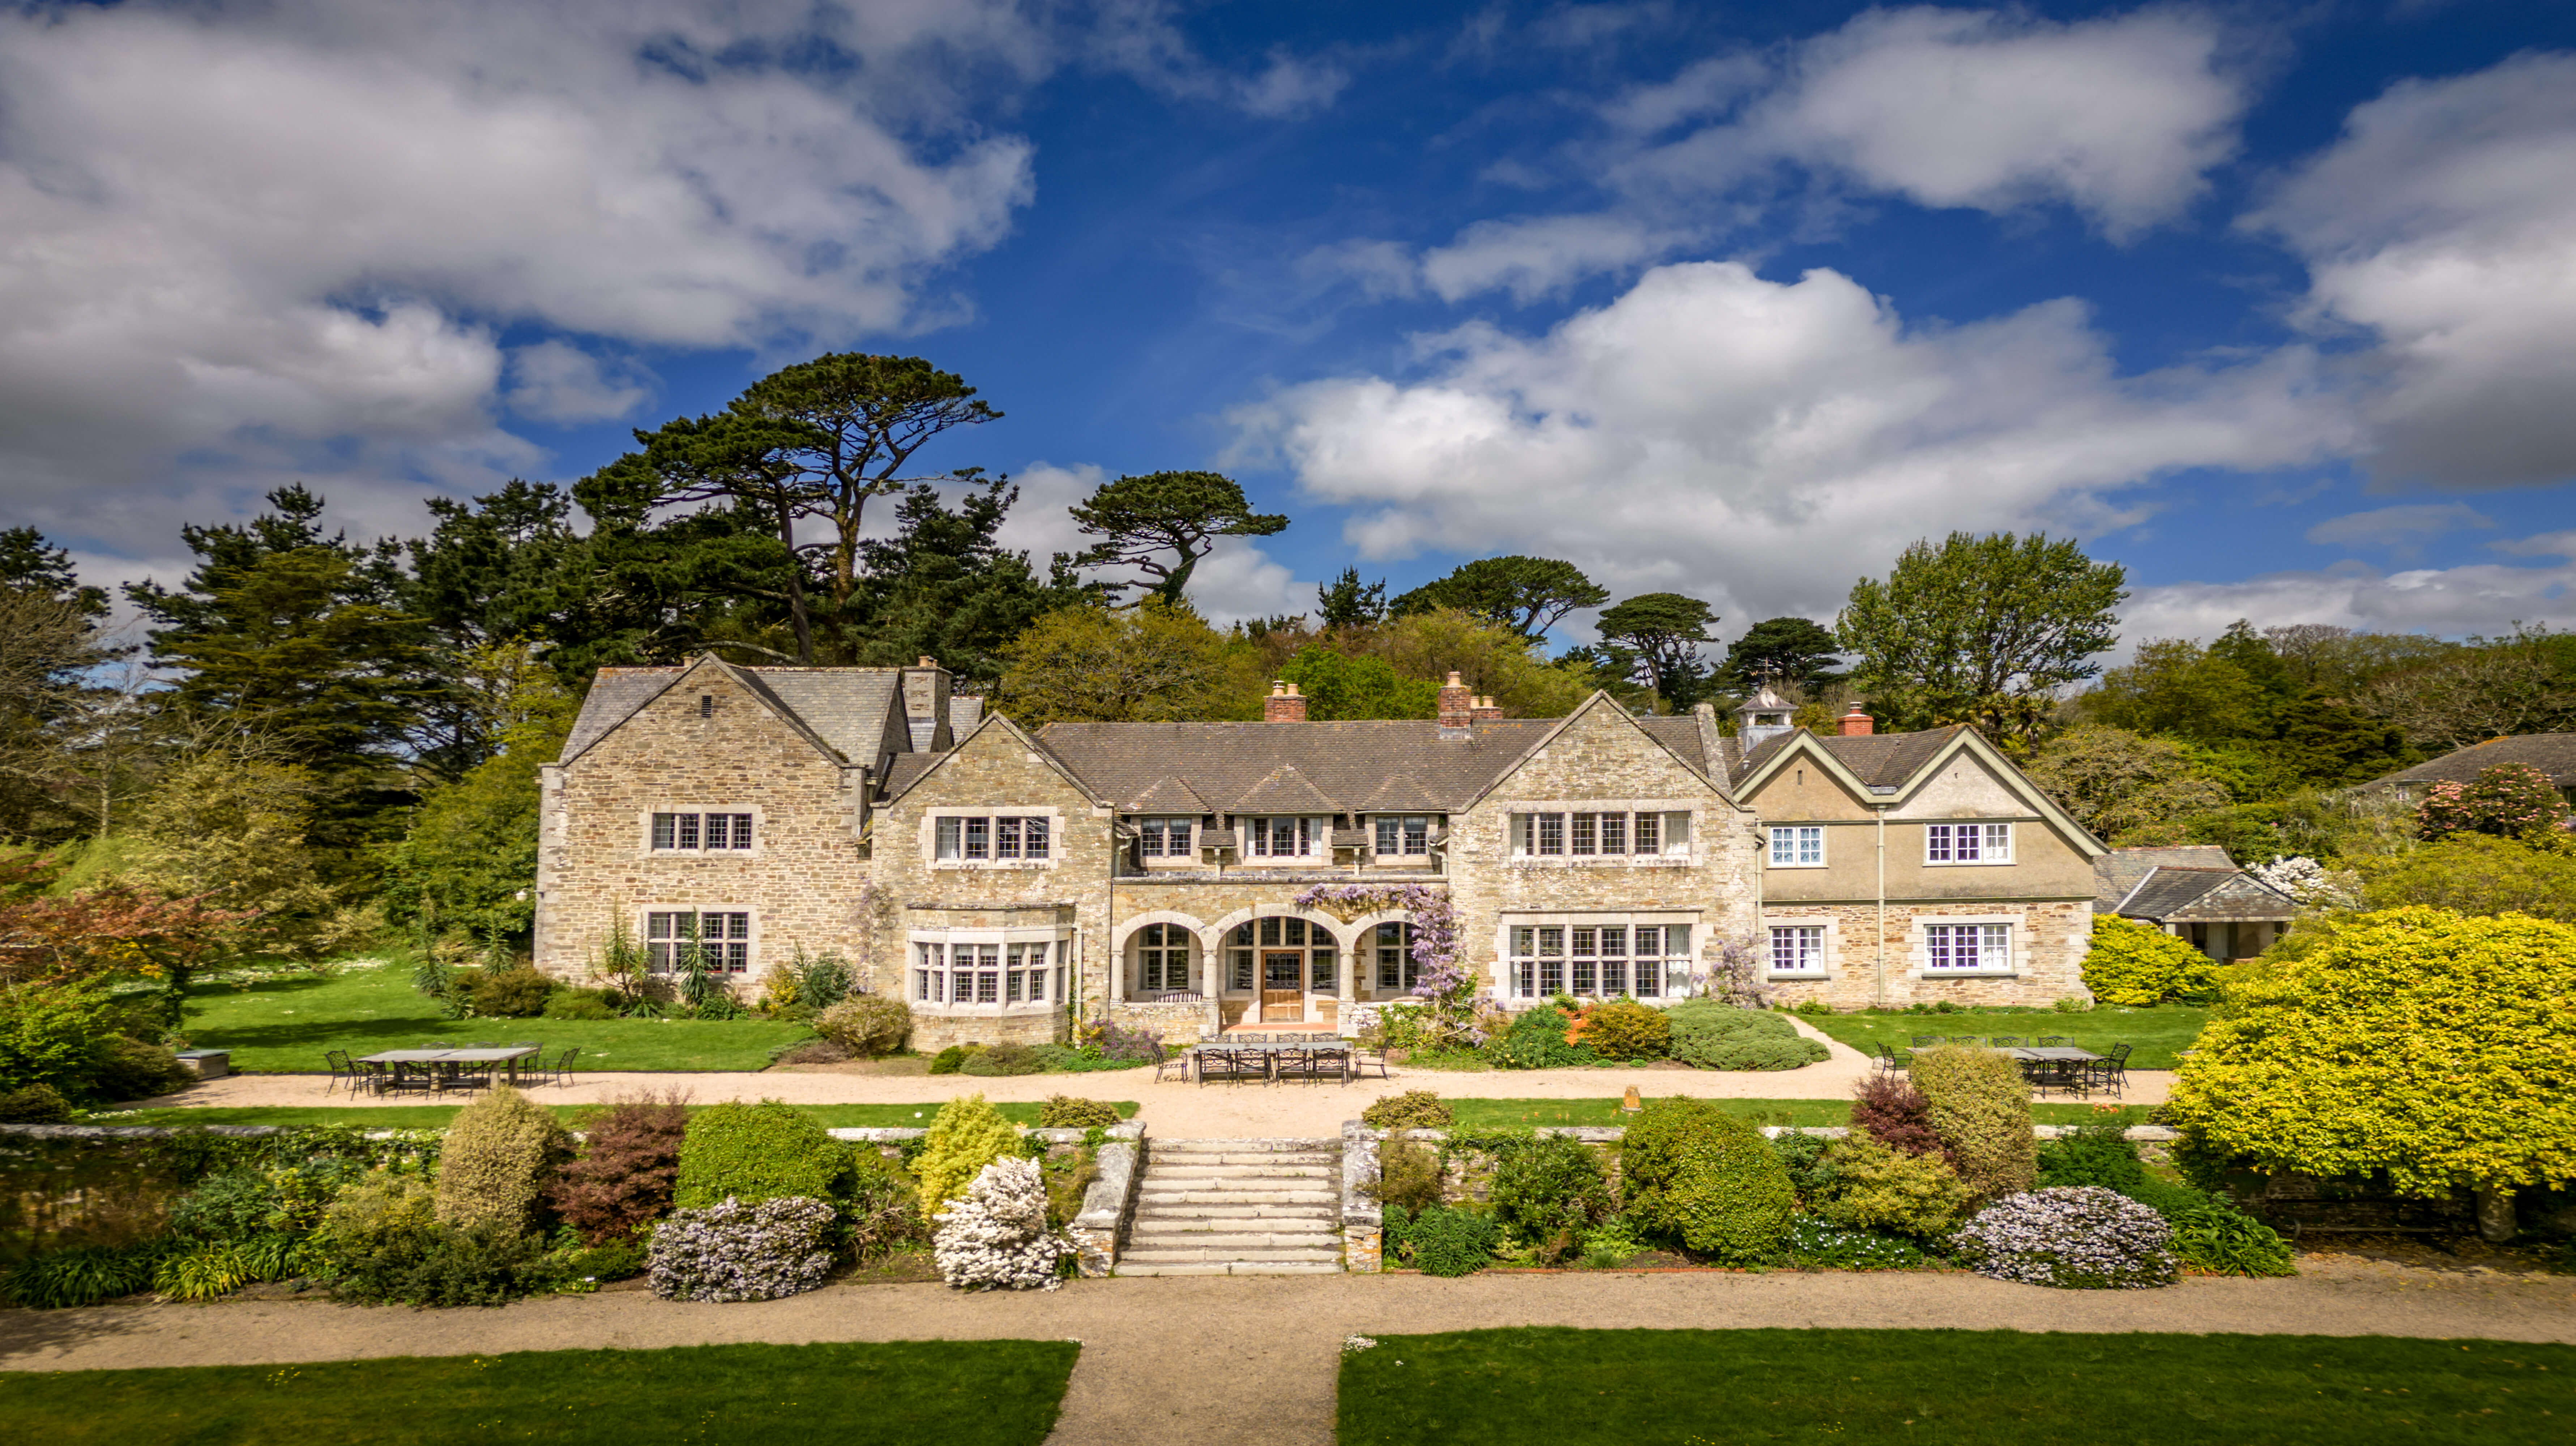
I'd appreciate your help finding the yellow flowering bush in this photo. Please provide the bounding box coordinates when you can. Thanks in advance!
[2081,915,2221,1005]
[2166,907,2576,1199]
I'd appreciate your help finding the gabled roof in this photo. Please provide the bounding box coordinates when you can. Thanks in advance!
[2109,866,2295,923]
[1036,718,1563,812]
[1458,689,1729,812]
[881,711,1105,809]
[558,659,905,768]
[1231,763,1341,814]
[1356,774,1443,813]
[2372,733,2576,788]
[1735,726,1961,790]
[1733,723,2106,857]
[2094,846,2238,907]
[1127,775,1212,814]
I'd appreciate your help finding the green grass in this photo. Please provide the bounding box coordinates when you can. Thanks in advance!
[1338,1328,2573,1445]
[1439,1098,2149,1129]
[97,1100,1139,1130]
[180,963,816,1074]
[0,1340,1075,1445]
[1799,1003,2211,1069]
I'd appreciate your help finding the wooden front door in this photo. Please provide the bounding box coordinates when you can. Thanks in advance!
[1261,951,1305,1022]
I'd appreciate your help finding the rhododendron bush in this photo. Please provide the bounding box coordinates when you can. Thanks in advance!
[647,1195,834,1302]
[932,1157,1071,1291]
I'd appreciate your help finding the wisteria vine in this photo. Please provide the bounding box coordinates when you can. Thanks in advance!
[1294,882,1482,1045]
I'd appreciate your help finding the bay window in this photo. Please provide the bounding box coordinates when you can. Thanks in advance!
[1508,923,1680,998]
[914,940,1062,1006]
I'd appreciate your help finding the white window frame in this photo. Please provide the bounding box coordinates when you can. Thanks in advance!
[1505,805,1695,864]
[1910,916,2019,977]
[1244,816,1318,859]
[641,808,761,856]
[923,808,1061,869]
[1925,821,2013,865]
[1764,920,1832,977]
[1767,825,1825,868]
[1498,914,1695,1001]
[641,907,756,975]
[909,929,1071,1012]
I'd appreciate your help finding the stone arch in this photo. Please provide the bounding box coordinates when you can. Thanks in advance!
[1201,904,1362,953]
[1108,910,1215,955]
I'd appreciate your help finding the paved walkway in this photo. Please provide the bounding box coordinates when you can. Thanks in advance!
[134,1019,2170,1134]
[3,1264,2567,1444]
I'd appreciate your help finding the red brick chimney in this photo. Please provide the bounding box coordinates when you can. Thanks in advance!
[1470,694,1503,723]
[1265,680,1308,723]
[1437,671,1474,730]
[1839,704,1875,737]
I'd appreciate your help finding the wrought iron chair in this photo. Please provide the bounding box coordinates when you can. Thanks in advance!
[1910,1035,1943,1048]
[324,1049,359,1095]
[2037,1035,2071,1046]
[545,1047,579,1088]
[2086,1043,2133,1098]
[1348,1041,1391,1081]
[1945,1036,1984,1047]
[1987,1035,2027,1047]
[1871,1041,1906,1073]
[1152,1040,1193,1084]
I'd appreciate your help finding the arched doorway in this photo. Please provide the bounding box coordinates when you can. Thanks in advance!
[1223,916,1340,1025]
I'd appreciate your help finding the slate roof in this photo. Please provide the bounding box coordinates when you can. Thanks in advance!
[2110,867,2296,923]
[1033,718,1568,813]
[560,668,674,762]
[2093,846,2238,909]
[2372,733,2576,788]
[1126,775,1213,814]
[879,753,942,798]
[560,662,909,766]
[1728,725,1966,789]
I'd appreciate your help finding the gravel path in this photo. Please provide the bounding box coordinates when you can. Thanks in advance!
[3,1263,2567,1445]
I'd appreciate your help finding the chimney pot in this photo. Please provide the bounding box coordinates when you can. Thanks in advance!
[918,656,937,668]
[1839,705,1875,737]
[1437,669,1475,731]
[1265,681,1308,723]
[1470,694,1503,723]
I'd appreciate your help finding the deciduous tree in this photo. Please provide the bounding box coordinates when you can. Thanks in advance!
[2019,725,2229,839]
[996,601,1239,726]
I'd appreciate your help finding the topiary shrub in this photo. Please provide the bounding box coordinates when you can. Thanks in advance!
[433,1084,574,1235]
[2082,915,2221,1004]
[1948,1186,2178,1289]
[469,967,560,1019]
[1619,1097,1794,1263]
[0,1082,73,1123]
[674,1099,853,1210]
[1366,1139,1444,1214]
[89,1036,192,1101]
[815,994,912,1057]
[649,1195,837,1302]
[548,1094,688,1245]
[931,1156,1072,1291]
[1908,1046,2036,1203]
[1490,1134,1612,1260]
[1810,1136,1975,1240]
[1850,1074,1949,1161]
[1405,1206,1500,1277]
[960,1042,1047,1077]
[1664,1001,1829,1070]
[928,1045,970,1075]
[1037,1095,1120,1129]
[1576,999,1670,1061]
[1361,1090,1453,1130]
[915,1094,1021,1207]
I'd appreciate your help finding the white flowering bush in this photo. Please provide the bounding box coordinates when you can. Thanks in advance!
[648,1195,836,1302]
[2252,856,2357,908]
[932,1157,1073,1291]
[1948,1187,2177,1290]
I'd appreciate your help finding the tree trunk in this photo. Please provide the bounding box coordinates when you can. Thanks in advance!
[772,506,815,665]
[2475,1183,2517,1243]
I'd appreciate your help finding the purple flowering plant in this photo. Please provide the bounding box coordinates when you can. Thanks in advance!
[1947,1186,2178,1290]
[1295,883,1487,1047]
[647,1195,836,1302]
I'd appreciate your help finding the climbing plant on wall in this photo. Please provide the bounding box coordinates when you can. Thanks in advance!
[1295,882,1480,1047]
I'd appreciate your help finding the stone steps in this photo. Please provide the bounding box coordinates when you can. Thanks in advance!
[1119,1136,1345,1278]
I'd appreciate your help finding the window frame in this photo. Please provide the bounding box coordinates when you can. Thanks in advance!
[1502,916,1689,1000]
[924,808,1061,868]
[1133,922,1197,993]
[908,931,1071,1011]
[1371,814,1433,857]
[1244,815,1318,859]
[1767,825,1826,868]
[1924,821,2014,865]
[1766,923,1829,976]
[1134,816,1198,860]
[641,907,755,975]
[1508,807,1695,863]
[643,809,760,856]
[1917,920,2016,975]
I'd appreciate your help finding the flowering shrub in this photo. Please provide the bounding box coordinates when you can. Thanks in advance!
[1788,1217,1925,1270]
[2418,763,2570,842]
[1295,884,1480,1047]
[932,1157,1071,1291]
[2250,855,2354,908]
[647,1195,836,1302]
[1948,1187,2176,1289]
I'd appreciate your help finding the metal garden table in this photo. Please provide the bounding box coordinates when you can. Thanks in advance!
[356,1046,542,1094]
[1999,1045,2101,1098]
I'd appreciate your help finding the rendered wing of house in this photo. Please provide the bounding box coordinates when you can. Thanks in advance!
[534,659,2107,1048]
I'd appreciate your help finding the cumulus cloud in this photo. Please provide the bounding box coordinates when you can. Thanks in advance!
[1231,259,2349,628]
[2126,536,2576,645]
[0,0,1044,555]
[2302,502,2493,555]
[1419,214,1695,304]
[504,342,652,424]
[2248,51,2576,489]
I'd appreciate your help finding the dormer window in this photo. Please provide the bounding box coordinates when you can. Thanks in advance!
[1137,817,1196,857]
[1373,815,1431,856]
[1245,817,1315,857]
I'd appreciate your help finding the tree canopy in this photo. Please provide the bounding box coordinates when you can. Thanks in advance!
[1069,470,1287,604]
[996,600,1248,727]
[1390,556,1607,640]
[1596,592,1720,709]
[1720,616,1842,691]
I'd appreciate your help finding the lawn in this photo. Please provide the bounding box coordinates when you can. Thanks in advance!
[1441,1099,2150,1129]
[180,963,816,1074]
[99,1100,1140,1130]
[1800,1004,2211,1069]
[1337,1328,2572,1445]
[0,1340,1076,1445]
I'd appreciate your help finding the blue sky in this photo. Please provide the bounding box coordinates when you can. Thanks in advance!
[6,1,2574,654]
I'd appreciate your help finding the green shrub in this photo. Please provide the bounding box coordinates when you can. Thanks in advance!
[815,995,911,1057]
[674,1099,853,1210]
[1769,1130,1837,1205]
[548,1094,688,1244]
[1485,1004,1599,1069]
[470,967,559,1019]
[0,1082,73,1122]
[2037,1122,2151,1193]
[317,1169,563,1307]
[1788,1216,1926,1270]
[169,1158,364,1244]
[928,1045,970,1075]
[0,979,119,1096]
[1908,1046,2036,1203]
[1490,1134,1612,1258]
[1619,1097,1794,1263]
[89,1035,193,1101]
[1810,1137,1975,1240]
[913,1094,1020,1206]
[543,989,618,1021]
[2,1240,173,1309]
[1361,1090,1454,1130]
[1577,999,1670,1060]
[560,1236,648,1282]
[844,1149,924,1259]
[1664,1000,1828,1070]
[1406,1206,1500,1277]
[959,1042,1046,1077]
[2082,915,2221,1005]
[2037,1124,2292,1277]
[1366,1139,1444,1214]
[1037,1095,1120,1129]
[434,1084,575,1235]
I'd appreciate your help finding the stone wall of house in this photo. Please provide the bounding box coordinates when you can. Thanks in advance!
[1445,701,1764,1001]
[534,658,870,989]
[1759,899,2094,1009]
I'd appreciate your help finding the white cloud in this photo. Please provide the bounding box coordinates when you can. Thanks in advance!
[2126,537,2576,644]
[2248,51,2576,489]
[1231,258,2350,628]
[0,0,1042,552]
[1000,460,1307,625]
[1420,214,1694,304]
[1235,50,1353,119]
[504,342,651,424]
[2302,502,2492,553]
[1086,2,1350,118]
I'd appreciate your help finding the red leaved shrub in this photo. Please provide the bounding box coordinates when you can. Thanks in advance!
[547,1092,689,1244]
[1851,1074,1952,1164]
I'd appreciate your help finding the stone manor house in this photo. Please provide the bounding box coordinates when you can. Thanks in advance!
[533,655,2109,1050]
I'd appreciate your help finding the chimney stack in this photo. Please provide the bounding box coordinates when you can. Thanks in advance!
[1437,671,1475,731]
[1470,694,1503,723]
[1265,680,1308,723]
[1838,704,1875,737]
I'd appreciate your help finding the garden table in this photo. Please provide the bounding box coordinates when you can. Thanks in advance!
[356,1046,542,1093]
[1999,1045,2101,1099]
[1188,1041,1356,1084]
